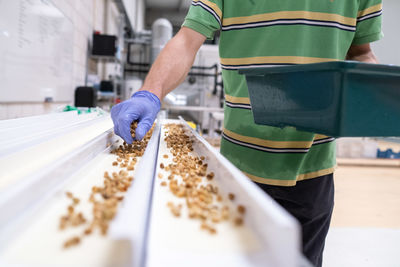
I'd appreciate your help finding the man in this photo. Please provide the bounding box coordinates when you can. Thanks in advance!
[111,1,382,266]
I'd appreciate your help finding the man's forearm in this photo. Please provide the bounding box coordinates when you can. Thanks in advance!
[346,43,378,64]
[346,50,378,63]
[140,27,206,100]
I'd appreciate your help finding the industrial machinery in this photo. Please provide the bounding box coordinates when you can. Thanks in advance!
[0,111,310,267]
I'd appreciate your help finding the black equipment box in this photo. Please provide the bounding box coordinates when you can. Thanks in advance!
[75,86,97,107]
[92,34,117,56]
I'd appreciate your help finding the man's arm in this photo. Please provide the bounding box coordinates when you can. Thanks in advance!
[110,27,206,143]
[141,27,207,100]
[346,43,378,63]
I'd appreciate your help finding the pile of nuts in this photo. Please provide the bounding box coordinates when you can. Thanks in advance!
[59,192,86,231]
[158,123,245,234]
[60,122,154,248]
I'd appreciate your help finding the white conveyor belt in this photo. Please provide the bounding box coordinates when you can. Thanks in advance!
[145,118,301,267]
[0,113,309,267]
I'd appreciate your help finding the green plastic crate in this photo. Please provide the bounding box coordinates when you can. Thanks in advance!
[239,61,400,137]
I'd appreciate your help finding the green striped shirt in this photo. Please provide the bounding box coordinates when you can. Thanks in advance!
[183,0,382,186]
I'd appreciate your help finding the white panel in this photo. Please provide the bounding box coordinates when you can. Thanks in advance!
[8,105,22,119]
[0,0,74,102]
[73,29,87,51]
[52,0,74,21]
[123,0,147,31]
[93,0,105,32]
[0,105,7,120]
[20,104,33,117]
[107,2,121,35]
[34,103,45,115]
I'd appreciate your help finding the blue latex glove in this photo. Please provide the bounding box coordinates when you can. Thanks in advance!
[111,91,161,144]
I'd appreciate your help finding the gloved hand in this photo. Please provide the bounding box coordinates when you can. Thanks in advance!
[111,91,161,144]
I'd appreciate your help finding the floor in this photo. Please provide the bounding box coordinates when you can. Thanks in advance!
[323,163,400,267]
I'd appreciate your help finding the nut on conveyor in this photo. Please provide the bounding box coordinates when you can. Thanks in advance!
[158,123,246,235]
[130,121,138,139]
[60,124,155,249]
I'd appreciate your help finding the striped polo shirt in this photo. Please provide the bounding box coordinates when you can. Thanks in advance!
[183,0,382,186]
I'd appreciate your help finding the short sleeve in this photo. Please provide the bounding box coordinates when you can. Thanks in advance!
[353,0,383,45]
[182,0,223,39]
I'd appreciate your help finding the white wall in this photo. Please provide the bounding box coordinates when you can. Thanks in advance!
[1,0,144,120]
[1,0,97,119]
[372,0,400,65]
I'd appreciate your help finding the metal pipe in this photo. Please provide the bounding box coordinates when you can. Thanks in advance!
[163,106,224,112]
[124,68,220,78]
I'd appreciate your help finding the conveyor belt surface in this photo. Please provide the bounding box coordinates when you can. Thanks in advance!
[0,114,306,267]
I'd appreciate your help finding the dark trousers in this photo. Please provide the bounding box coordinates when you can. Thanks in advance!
[256,174,334,267]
